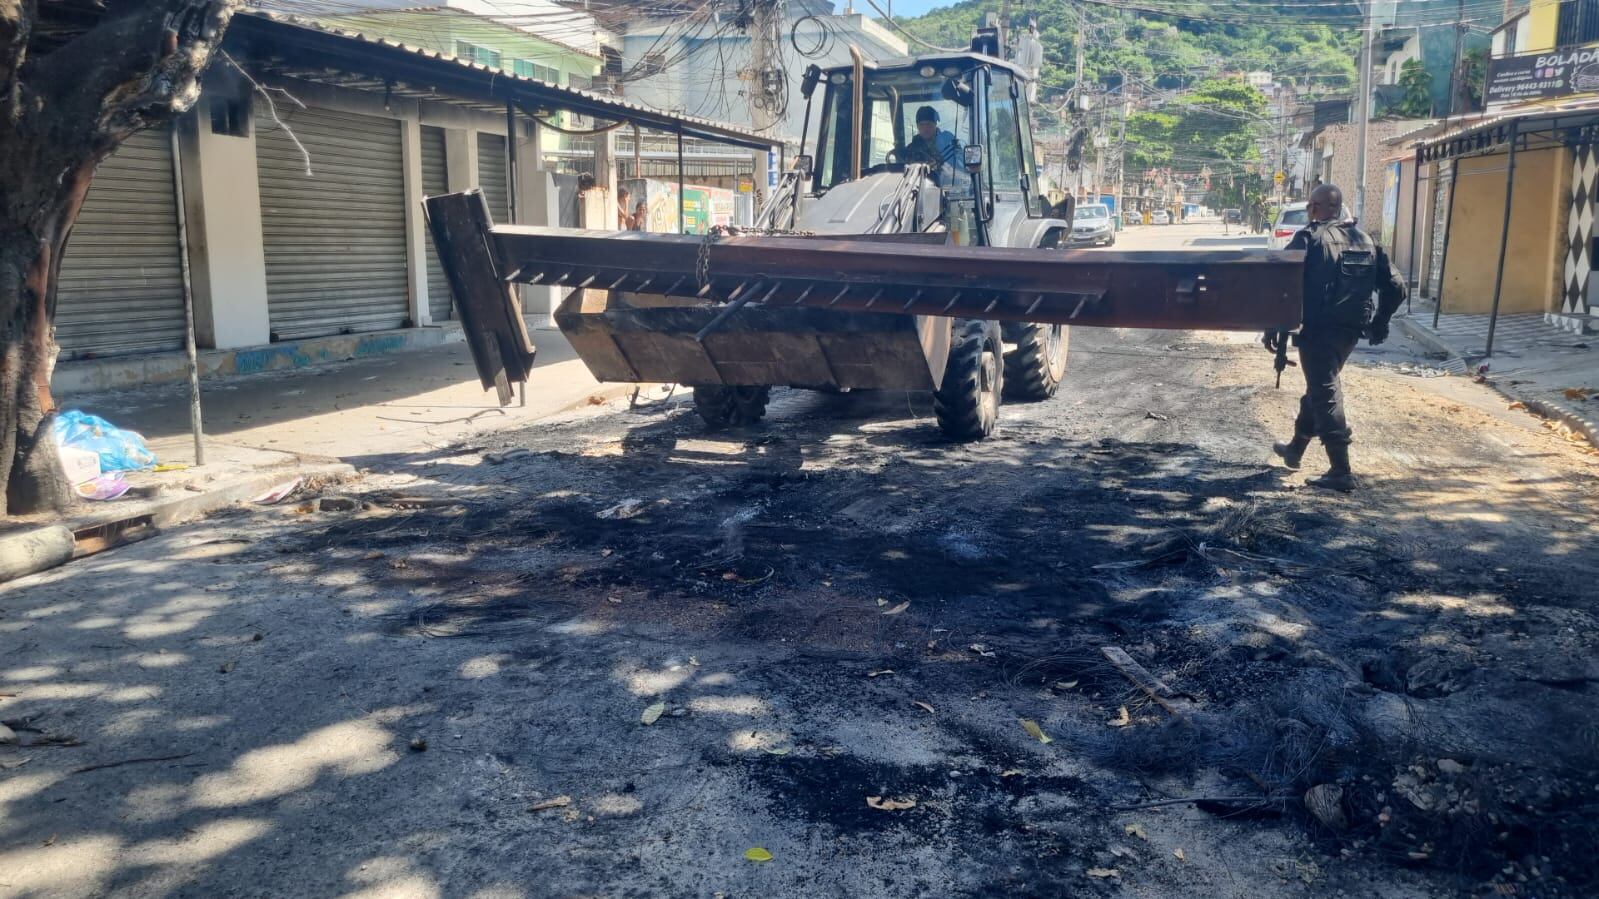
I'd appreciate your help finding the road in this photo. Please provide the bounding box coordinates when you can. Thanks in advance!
[4,222,1597,898]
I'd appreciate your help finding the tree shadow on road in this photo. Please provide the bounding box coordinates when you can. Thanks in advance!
[3,387,1597,896]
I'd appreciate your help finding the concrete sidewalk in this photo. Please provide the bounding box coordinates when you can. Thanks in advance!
[1396,304,1599,448]
[38,331,640,530]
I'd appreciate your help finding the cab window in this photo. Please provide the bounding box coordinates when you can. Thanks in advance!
[985,70,1024,196]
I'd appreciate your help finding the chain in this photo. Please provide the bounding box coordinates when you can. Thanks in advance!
[696,227,717,291]
[695,224,814,295]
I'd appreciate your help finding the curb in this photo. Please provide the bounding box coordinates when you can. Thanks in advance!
[1395,314,1599,452]
[63,461,357,533]
[1510,394,1599,450]
[1393,314,1462,362]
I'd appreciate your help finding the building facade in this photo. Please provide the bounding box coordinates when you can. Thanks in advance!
[51,11,771,390]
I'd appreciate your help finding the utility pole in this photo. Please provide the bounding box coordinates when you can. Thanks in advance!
[747,0,783,135]
[1354,0,1374,224]
[1449,0,1466,118]
[1075,13,1085,111]
[1116,92,1128,225]
[1278,87,1289,208]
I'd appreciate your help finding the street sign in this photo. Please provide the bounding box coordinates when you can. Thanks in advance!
[1486,45,1599,104]
[1273,171,1285,184]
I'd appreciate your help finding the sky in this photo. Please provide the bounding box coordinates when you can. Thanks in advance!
[846,0,952,18]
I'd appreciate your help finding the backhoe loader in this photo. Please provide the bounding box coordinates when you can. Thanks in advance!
[425,29,1305,439]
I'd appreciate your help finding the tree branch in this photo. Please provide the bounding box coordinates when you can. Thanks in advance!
[32,0,239,144]
[0,0,30,120]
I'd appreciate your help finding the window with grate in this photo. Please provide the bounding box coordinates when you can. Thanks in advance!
[1558,0,1599,47]
[512,59,562,83]
[456,41,502,69]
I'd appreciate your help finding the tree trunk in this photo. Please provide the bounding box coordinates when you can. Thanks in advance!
[0,0,240,515]
[0,162,93,515]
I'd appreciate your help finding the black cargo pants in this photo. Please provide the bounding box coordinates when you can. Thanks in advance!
[1292,327,1362,447]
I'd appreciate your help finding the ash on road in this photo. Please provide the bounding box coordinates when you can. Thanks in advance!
[3,322,1597,897]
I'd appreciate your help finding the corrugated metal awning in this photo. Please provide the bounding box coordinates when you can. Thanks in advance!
[1414,100,1599,162]
[225,11,779,153]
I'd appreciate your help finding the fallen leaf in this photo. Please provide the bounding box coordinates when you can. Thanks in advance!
[866,795,918,811]
[1174,847,1187,862]
[1087,867,1119,878]
[1108,844,1135,859]
[1124,823,1148,840]
[867,669,895,678]
[1020,718,1054,744]
[530,795,572,812]
[913,701,935,715]
[1000,769,1023,778]
[762,746,791,756]
[1564,388,1590,401]
[1107,705,1132,727]
[641,702,667,725]
[875,597,887,607]
[1054,680,1079,690]
[744,847,773,863]
[601,548,613,557]
[881,601,910,616]
[968,643,996,657]
[722,572,739,581]
[1508,401,1527,410]
[1304,783,1348,829]
[42,834,57,847]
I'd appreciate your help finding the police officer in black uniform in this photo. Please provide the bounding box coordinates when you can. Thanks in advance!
[1265,183,1406,492]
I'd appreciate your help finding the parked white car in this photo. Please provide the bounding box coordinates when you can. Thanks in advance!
[1268,201,1354,250]
[1067,203,1115,247]
[1151,209,1172,225]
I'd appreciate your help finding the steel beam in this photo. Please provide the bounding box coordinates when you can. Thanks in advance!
[490,226,1304,332]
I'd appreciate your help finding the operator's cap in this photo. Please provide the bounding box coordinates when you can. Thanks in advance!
[915,105,939,123]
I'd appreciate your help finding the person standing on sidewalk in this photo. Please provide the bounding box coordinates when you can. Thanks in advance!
[1264,183,1406,491]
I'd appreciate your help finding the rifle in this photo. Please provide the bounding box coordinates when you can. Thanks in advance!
[1272,330,1297,388]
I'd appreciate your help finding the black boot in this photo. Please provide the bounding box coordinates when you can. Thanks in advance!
[1309,443,1357,492]
[1273,436,1310,470]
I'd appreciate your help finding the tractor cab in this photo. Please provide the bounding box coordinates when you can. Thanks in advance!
[778,32,1069,246]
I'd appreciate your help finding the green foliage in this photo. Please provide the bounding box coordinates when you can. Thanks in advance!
[895,1,1358,101]
[893,1,1357,186]
[1462,47,1488,110]
[1397,58,1433,118]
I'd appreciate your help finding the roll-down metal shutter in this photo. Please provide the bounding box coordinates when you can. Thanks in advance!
[257,107,408,340]
[421,126,451,322]
[55,127,185,360]
[477,132,510,224]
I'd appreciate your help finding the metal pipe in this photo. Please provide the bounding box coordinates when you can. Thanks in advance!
[1485,121,1519,357]
[1406,149,1421,313]
[169,124,205,466]
[1354,1,1374,223]
[1433,160,1458,329]
[632,122,641,181]
[849,44,864,182]
[507,101,526,408]
[677,124,686,233]
[506,102,518,225]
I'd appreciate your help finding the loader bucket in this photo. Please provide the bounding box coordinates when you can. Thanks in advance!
[556,289,952,391]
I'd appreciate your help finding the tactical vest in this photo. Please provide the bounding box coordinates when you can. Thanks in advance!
[1303,221,1379,330]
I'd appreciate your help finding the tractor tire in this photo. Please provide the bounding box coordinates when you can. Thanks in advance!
[692,385,770,428]
[934,319,1002,441]
[1002,321,1069,401]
